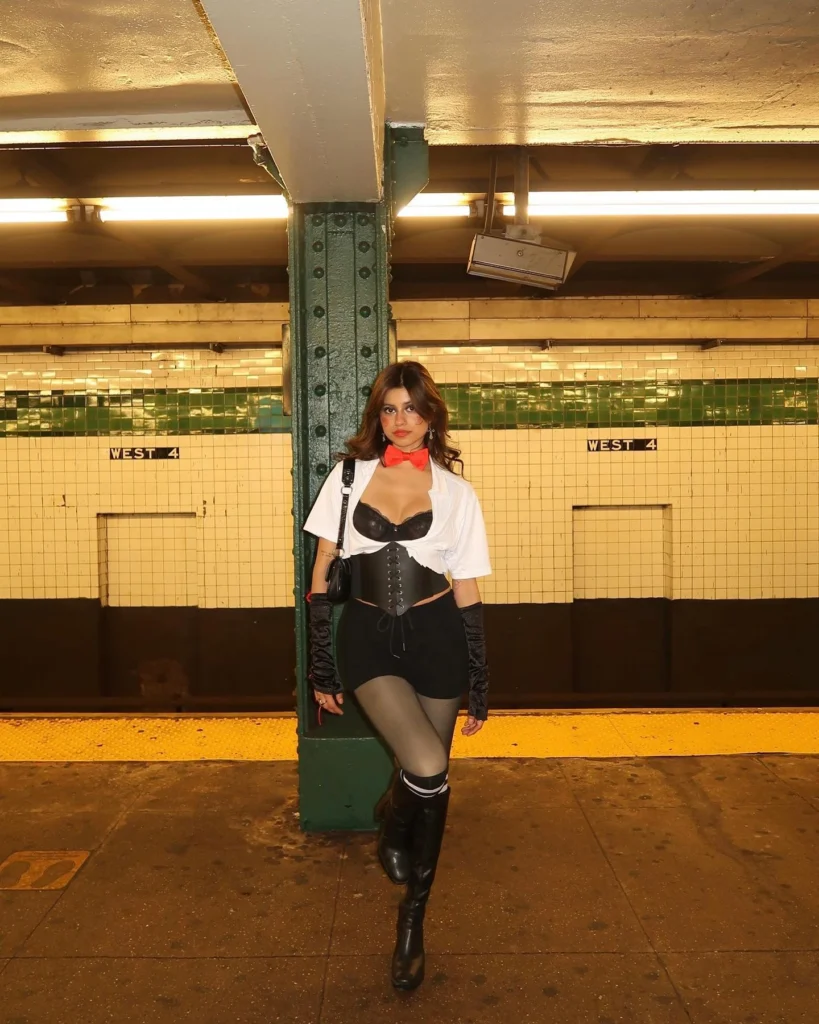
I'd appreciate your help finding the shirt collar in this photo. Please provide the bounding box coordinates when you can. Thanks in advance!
[428,459,441,491]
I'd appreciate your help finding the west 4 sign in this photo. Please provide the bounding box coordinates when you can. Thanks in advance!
[587,439,658,452]
[109,447,180,460]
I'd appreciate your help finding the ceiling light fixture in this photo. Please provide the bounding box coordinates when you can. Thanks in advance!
[503,190,819,217]
[397,205,472,218]
[6,190,819,226]
[98,195,289,222]
[0,199,68,224]
[396,194,472,218]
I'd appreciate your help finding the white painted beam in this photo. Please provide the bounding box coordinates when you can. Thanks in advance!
[199,0,385,202]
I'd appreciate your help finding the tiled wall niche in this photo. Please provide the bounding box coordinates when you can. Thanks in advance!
[1,342,818,608]
[572,505,673,600]
[99,513,198,608]
[0,347,292,608]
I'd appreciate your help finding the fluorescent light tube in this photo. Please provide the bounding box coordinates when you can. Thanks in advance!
[0,199,68,224]
[397,205,471,218]
[102,193,469,221]
[99,195,288,222]
[397,193,472,218]
[10,189,819,226]
[503,190,819,217]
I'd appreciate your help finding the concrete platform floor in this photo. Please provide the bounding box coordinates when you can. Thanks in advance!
[1,757,819,1023]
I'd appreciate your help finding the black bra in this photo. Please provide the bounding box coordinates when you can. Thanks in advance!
[353,501,433,542]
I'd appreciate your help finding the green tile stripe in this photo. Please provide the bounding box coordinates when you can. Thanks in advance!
[441,380,819,429]
[0,387,287,436]
[0,380,817,435]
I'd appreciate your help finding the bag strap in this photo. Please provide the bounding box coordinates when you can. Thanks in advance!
[335,458,356,555]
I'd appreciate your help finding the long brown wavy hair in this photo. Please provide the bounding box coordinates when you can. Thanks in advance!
[343,361,462,473]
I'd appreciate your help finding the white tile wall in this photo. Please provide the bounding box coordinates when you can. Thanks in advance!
[1,342,818,608]
[0,347,282,390]
[453,425,819,604]
[410,342,819,604]
[409,343,817,383]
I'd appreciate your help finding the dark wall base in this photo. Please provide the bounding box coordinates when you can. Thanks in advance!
[2,599,101,702]
[2,598,819,711]
[0,600,295,712]
[486,598,819,708]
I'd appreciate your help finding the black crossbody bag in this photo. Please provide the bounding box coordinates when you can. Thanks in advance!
[324,458,356,603]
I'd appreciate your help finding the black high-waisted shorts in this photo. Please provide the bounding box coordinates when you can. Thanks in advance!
[336,591,469,699]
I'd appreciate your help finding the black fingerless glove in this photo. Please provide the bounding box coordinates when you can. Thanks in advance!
[460,602,489,720]
[308,593,342,695]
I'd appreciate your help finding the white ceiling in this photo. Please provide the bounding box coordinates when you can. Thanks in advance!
[0,0,250,142]
[382,0,819,145]
[2,0,818,147]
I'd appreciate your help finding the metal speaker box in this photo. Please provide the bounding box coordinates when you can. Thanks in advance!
[467,233,576,289]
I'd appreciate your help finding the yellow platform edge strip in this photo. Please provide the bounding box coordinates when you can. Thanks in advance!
[1,710,818,762]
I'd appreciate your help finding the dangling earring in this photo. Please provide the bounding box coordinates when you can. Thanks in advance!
[382,431,387,443]
[427,426,435,441]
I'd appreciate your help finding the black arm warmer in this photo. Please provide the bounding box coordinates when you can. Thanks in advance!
[460,601,489,720]
[308,594,342,695]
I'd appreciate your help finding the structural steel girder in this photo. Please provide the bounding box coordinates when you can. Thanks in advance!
[199,0,386,202]
[290,203,396,830]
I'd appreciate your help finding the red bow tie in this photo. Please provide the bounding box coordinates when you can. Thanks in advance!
[384,444,430,469]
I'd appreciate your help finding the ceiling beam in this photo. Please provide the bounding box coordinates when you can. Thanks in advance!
[0,272,51,304]
[15,153,220,298]
[18,152,83,195]
[198,0,385,201]
[706,236,819,294]
[556,218,633,287]
[632,144,690,180]
[71,220,220,299]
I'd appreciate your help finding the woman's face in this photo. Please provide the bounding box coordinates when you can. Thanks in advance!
[379,387,429,451]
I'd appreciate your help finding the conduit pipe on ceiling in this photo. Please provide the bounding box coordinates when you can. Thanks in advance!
[514,147,529,227]
[483,150,499,235]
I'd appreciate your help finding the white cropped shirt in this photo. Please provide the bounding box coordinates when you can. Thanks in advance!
[303,457,492,580]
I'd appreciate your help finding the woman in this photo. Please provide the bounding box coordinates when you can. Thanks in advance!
[303,360,491,991]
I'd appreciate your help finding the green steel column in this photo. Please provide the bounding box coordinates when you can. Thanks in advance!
[290,203,394,831]
[290,127,428,832]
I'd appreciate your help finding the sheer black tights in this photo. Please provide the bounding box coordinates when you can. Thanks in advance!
[354,675,460,783]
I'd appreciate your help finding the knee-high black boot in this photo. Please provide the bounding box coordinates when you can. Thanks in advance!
[375,771,417,885]
[391,787,450,991]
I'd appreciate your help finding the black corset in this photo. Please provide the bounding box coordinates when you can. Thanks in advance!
[350,545,449,616]
[353,501,433,542]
